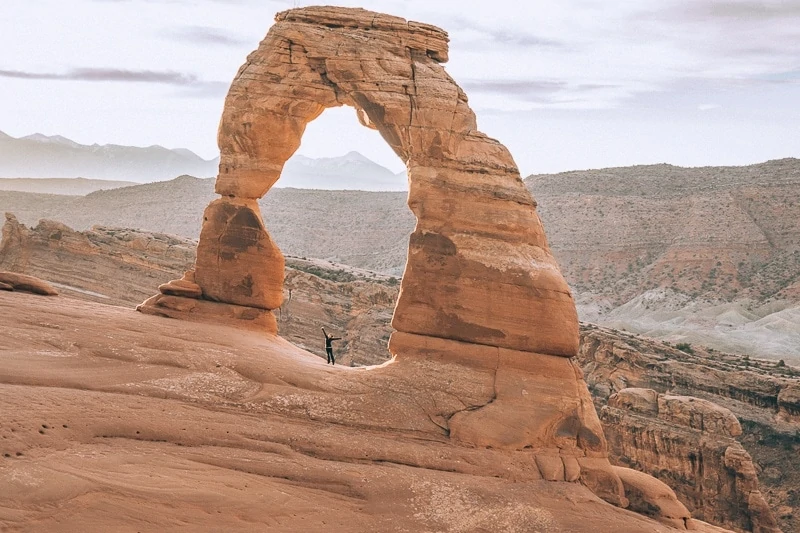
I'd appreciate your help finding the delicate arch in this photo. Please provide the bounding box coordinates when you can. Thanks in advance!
[147,6,579,359]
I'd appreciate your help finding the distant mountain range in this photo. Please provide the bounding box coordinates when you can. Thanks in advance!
[0,131,219,183]
[0,131,407,190]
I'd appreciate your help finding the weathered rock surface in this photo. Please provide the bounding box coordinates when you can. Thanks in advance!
[0,271,58,296]
[1,292,733,532]
[578,324,799,533]
[612,466,693,530]
[601,388,780,532]
[161,5,579,359]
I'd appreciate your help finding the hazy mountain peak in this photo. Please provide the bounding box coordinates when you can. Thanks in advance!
[171,147,204,160]
[21,133,83,148]
[342,150,373,163]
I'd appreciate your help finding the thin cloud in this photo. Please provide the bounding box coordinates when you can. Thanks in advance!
[0,68,202,85]
[0,67,228,99]
[462,79,567,95]
[449,17,564,49]
[166,25,250,46]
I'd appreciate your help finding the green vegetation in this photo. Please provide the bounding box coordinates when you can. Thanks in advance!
[675,342,694,354]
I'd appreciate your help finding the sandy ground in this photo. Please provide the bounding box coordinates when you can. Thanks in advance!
[0,292,699,532]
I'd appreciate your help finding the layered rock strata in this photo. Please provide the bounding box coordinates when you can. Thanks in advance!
[141,6,577,356]
[579,324,799,532]
[602,388,781,533]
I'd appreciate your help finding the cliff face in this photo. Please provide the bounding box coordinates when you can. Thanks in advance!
[578,326,799,532]
[601,388,779,533]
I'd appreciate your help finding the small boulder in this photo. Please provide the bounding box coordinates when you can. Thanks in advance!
[608,388,659,415]
[613,466,692,529]
[0,272,58,296]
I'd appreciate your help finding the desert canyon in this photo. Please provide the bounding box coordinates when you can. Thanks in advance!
[1,6,798,533]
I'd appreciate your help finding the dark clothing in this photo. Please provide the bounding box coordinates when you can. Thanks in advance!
[326,346,335,365]
[325,337,340,350]
[322,329,341,365]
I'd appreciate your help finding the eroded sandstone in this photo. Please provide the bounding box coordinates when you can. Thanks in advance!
[0,271,58,296]
[602,388,781,533]
[134,5,615,494]
[143,5,578,358]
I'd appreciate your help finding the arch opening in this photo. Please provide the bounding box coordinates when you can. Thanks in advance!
[265,104,411,366]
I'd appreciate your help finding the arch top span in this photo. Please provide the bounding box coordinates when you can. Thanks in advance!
[141,5,580,359]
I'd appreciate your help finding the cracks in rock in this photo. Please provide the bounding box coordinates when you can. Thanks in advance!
[406,52,418,149]
[439,349,501,433]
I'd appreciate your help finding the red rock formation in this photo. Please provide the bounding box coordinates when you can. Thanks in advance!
[134,5,633,503]
[0,271,58,296]
[141,6,577,358]
[602,388,781,533]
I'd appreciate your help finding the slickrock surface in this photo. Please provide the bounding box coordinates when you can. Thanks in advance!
[4,215,797,530]
[1,291,731,533]
[578,326,799,533]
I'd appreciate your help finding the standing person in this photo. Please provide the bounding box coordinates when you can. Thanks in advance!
[321,327,341,365]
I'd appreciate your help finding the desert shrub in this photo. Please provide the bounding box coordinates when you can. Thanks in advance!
[675,342,694,354]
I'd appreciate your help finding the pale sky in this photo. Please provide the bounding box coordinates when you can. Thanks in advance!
[1,0,799,175]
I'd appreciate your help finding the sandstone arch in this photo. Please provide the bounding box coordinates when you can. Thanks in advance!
[137,6,627,501]
[143,6,578,358]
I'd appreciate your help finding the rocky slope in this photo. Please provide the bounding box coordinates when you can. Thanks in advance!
[3,290,729,533]
[2,159,798,360]
[2,214,797,531]
[528,159,800,306]
[578,326,799,533]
